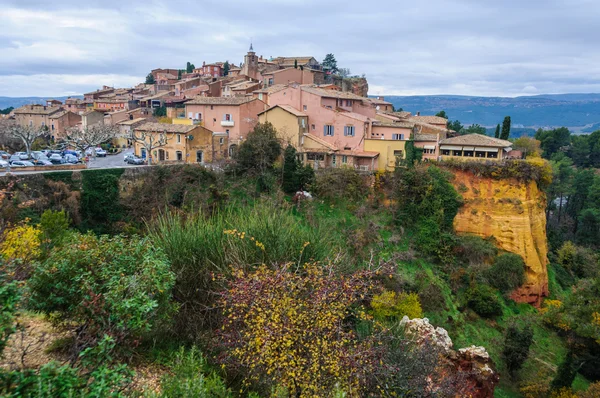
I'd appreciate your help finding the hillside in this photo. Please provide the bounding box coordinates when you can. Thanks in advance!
[0,95,82,110]
[382,94,600,130]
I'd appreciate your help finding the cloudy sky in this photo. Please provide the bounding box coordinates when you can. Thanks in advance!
[1,0,599,97]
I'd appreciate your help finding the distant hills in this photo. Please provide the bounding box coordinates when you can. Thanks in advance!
[0,96,82,110]
[382,93,600,132]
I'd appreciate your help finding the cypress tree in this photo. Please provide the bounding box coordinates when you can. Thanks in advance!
[282,145,299,193]
[494,124,500,139]
[500,116,511,140]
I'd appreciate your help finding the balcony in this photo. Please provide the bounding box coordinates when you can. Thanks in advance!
[221,120,234,127]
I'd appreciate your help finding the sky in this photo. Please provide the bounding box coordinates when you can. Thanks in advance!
[1,0,599,98]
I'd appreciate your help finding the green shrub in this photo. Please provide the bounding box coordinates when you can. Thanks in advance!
[235,122,281,175]
[80,169,124,234]
[465,285,503,318]
[148,202,335,339]
[40,209,70,248]
[418,282,447,312]
[0,276,20,355]
[312,167,370,202]
[486,253,526,293]
[371,291,423,320]
[151,347,230,397]
[552,351,577,391]
[502,324,534,378]
[454,235,497,265]
[27,233,175,350]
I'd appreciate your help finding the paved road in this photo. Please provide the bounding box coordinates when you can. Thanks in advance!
[87,148,136,169]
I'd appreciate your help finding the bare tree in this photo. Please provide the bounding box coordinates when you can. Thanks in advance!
[5,125,47,156]
[130,128,172,165]
[65,124,120,156]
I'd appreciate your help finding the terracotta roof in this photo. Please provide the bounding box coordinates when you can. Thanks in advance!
[266,67,322,76]
[439,134,512,148]
[230,81,261,91]
[301,85,366,100]
[373,121,415,129]
[303,134,337,151]
[414,133,439,141]
[48,110,69,119]
[185,96,256,105]
[274,57,317,65]
[253,84,288,94]
[336,150,379,158]
[414,122,449,132]
[83,110,104,116]
[407,115,448,125]
[387,111,411,118]
[118,117,147,126]
[367,97,393,105]
[14,105,61,115]
[135,122,199,133]
[258,104,307,117]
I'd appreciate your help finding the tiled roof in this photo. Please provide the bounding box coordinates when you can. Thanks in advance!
[372,121,415,129]
[367,97,392,105]
[48,110,69,119]
[230,81,261,91]
[14,105,61,115]
[301,85,366,100]
[118,117,147,126]
[414,122,449,132]
[408,115,448,125]
[414,133,439,141]
[387,111,411,118]
[274,57,316,65]
[253,84,288,94]
[135,122,199,133]
[185,96,256,105]
[259,104,307,117]
[439,134,512,148]
[336,150,379,158]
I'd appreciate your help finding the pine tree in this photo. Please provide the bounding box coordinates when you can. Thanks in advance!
[145,73,155,84]
[500,116,511,140]
[551,351,577,391]
[294,59,298,69]
[223,61,230,76]
[282,145,300,193]
[322,54,339,74]
[495,124,500,138]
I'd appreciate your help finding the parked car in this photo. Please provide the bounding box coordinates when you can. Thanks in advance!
[10,160,35,167]
[14,152,30,160]
[126,156,145,165]
[64,154,80,164]
[49,154,65,164]
[95,147,107,157]
[0,160,9,168]
[33,159,53,166]
[40,149,51,157]
[0,151,10,160]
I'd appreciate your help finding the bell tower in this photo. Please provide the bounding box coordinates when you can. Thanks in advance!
[241,42,258,80]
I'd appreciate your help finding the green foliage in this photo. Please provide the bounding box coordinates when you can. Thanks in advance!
[448,119,464,134]
[502,324,534,378]
[235,122,281,175]
[186,61,195,73]
[0,335,132,397]
[223,61,230,76]
[28,233,175,349]
[403,140,423,167]
[435,110,448,119]
[80,169,124,234]
[552,351,577,391]
[148,202,335,339]
[0,277,20,355]
[501,116,512,140]
[371,291,423,320]
[152,347,230,397]
[495,124,501,138]
[282,145,299,194]
[322,53,339,74]
[153,106,167,117]
[557,241,598,278]
[535,127,571,159]
[464,124,487,135]
[0,107,14,115]
[312,167,370,202]
[40,209,70,246]
[465,285,503,318]
[145,73,155,84]
[486,253,526,293]
[454,235,498,265]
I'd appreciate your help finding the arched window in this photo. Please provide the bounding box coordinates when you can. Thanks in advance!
[228,144,237,157]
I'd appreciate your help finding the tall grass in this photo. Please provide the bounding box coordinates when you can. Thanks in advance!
[147,201,339,340]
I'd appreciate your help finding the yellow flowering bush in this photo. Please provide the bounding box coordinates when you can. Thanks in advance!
[0,222,42,263]
[219,262,380,396]
[371,290,423,320]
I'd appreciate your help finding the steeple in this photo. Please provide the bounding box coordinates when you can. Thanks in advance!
[249,42,254,52]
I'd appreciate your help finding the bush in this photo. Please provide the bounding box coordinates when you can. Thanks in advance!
[40,209,70,247]
[219,263,378,396]
[371,291,423,320]
[552,351,577,391]
[312,167,370,202]
[502,324,534,378]
[486,253,526,293]
[153,347,230,397]
[148,202,336,339]
[235,122,281,175]
[557,241,598,278]
[27,233,175,352]
[465,285,503,318]
[0,222,41,264]
[0,277,20,355]
[80,169,124,234]
[454,235,498,266]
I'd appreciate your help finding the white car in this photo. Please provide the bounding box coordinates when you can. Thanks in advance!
[95,148,107,157]
[0,160,9,168]
[15,152,30,160]
[10,160,35,167]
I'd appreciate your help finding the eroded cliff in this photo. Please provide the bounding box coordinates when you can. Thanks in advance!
[450,170,549,306]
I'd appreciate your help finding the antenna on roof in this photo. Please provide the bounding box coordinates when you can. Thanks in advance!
[249,39,253,52]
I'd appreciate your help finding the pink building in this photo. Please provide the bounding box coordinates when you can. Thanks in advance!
[184,96,267,153]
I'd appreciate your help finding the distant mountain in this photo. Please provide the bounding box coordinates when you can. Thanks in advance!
[380,94,600,130]
[0,96,82,110]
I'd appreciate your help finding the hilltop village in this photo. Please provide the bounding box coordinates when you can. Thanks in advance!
[5,45,518,170]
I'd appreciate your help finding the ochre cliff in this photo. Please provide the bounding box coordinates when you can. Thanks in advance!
[450,170,549,306]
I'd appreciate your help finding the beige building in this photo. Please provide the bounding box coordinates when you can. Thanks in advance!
[257,104,308,148]
[13,105,81,139]
[132,122,227,164]
[439,134,513,161]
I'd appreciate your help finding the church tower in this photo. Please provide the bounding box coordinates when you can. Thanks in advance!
[241,43,258,80]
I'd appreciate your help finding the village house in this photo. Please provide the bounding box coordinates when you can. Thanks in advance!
[104,107,151,126]
[47,110,82,140]
[13,105,81,138]
[93,98,132,112]
[223,80,261,97]
[132,122,228,164]
[115,117,147,148]
[261,67,325,87]
[183,96,267,154]
[272,56,321,70]
[84,86,115,102]
[174,77,209,97]
[151,68,180,81]
[438,134,513,161]
[64,97,87,114]
[366,96,394,112]
[251,84,289,105]
[81,110,105,129]
[198,62,223,78]
[414,132,444,161]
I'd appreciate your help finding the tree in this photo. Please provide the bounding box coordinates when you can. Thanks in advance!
[235,122,281,175]
[0,107,14,115]
[223,61,230,76]
[552,351,578,391]
[186,62,195,73]
[494,124,500,138]
[486,253,526,293]
[145,73,155,84]
[502,324,534,378]
[282,145,299,193]
[65,125,119,157]
[403,140,423,167]
[338,68,352,78]
[5,124,47,156]
[500,116,511,140]
[448,120,464,134]
[513,136,542,157]
[153,106,167,117]
[435,110,448,119]
[177,69,182,80]
[130,127,172,165]
[322,53,339,74]
[463,124,487,135]
[535,127,571,159]
[294,59,298,69]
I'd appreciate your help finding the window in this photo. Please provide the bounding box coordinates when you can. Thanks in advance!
[29,120,33,126]
[332,155,336,165]
[344,126,355,137]
[196,150,204,163]
[301,119,306,128]
[307,153,325,161]
[342,155,348,164]
[176,151,183,161]
[223,114,232,121]
[225,129,230,134]
[346,100,352,107]
[452,150,462,156]
[303,105,307,111]
[51,124,55,131]
[392,133,404,140]
[323,125,334,136]
[443,149,452,156]
[177,134,181,143]
[211,105,214,110]
[394,150,404,159]
[423,148,435,155]
[41,122,45,127]
[268,78,274,86]
[195,112,201,120]
[258,93,263,100]
[219,137,224,145]
[311,124,315,130]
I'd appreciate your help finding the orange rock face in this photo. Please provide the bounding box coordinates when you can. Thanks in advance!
[450,170,549,306]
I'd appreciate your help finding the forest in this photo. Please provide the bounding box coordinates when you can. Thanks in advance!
[0,122,600,397]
